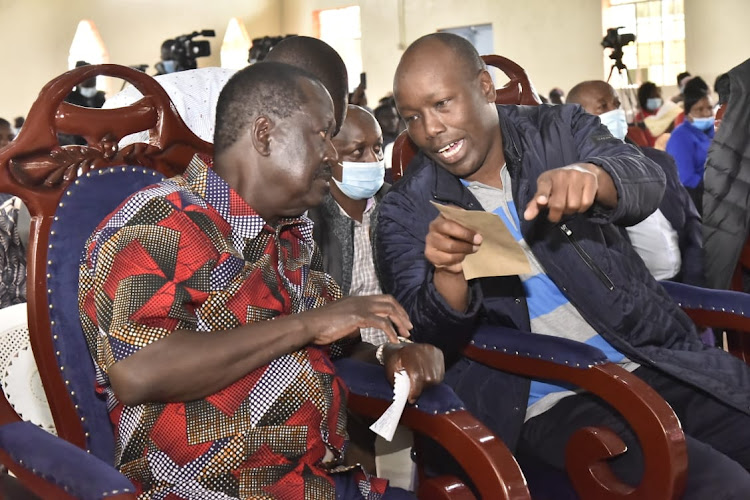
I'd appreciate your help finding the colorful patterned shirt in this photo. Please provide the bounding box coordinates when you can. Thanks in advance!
[79,155,387,499]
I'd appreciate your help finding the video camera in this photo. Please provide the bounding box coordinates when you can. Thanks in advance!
[156,30,216,74]
[248,35,297,64]
[601,27,636,70]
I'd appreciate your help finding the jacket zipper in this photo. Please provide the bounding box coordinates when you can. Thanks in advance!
[559,223,615,291]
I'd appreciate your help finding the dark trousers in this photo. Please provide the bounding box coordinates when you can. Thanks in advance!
[518,365,750,500]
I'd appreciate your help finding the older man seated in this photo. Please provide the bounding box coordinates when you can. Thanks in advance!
[79,60,443,499]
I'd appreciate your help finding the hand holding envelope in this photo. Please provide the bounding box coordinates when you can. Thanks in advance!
[430,201,530,280]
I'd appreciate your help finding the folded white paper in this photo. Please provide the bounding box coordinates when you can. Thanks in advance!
[369,370,410,442]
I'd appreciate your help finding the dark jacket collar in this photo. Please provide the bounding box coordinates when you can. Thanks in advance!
[431,105,522,208]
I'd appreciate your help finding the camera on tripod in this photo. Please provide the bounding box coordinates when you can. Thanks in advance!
[156,30,216,74]
[601,27,636,71]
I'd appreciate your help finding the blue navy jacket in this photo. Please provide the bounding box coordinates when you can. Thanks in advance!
[376,104,750,449]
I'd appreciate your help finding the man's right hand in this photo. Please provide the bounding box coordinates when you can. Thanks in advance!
[425,214,482,274]
[424,214,482,312]
[305,295,413,345]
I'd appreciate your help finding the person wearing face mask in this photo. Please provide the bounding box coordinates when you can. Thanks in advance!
[666,76,714,214]
[308,105,391,345]
[632,81,666,147]
[567,80,704,289]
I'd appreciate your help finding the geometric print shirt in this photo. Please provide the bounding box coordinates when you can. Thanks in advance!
[78,155,387,499]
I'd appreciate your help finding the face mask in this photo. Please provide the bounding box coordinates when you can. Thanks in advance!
[333,159,385,200]
[645,97,662,111]
[599,108,628,141]
[160,60,177,74]
[690,116,715,131]
[79,86,98,98]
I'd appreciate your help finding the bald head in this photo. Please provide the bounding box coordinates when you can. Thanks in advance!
[566,80,620,116]
[266,36,348,135]
[396,33,485,91]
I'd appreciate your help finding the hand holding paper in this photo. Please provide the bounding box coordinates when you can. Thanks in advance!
[429,202,530,279]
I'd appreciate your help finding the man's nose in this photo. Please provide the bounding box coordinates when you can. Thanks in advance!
[325,138,338,164]
[422,111,446,139]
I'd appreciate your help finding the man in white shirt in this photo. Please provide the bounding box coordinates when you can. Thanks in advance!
[567,80,704,286]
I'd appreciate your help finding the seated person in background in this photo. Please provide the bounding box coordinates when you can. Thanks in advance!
[0,118,15,149]
[671,71,692,104]
[567,80,704,286]
[703,58,750,291]
[104,36,350,145]
[374,99,401,147]
[548,87,564,105]
[309,104,415,488]
[309,104,390,345]
[376,32,750,499]
[79,62,443,500]
[0,196,28,308]
[666,76,714,214]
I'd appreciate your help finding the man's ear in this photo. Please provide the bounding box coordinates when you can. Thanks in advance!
[479,70,497,103]
[251,116,274,156]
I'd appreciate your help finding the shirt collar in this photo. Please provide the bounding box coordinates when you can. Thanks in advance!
[184,154,315,246]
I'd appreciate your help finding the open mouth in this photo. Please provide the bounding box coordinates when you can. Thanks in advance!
[436,139,464,161]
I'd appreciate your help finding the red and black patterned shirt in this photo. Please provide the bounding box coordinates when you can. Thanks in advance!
[79,155,387,499]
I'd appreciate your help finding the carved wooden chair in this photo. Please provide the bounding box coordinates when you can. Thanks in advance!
[0,64,530,499]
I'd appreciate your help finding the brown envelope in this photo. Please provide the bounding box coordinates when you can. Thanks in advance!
[430,201,531,280]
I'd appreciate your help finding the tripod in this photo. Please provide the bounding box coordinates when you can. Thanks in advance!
[606,48,639,126]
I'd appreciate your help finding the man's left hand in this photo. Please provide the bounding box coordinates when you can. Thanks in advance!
[382,343,444,404]
[523,163,616,222]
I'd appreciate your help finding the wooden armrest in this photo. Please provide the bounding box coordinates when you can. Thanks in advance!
[464,343,687,500]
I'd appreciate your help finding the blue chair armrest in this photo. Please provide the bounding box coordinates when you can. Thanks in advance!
[334,357,465,414]
[660,280,750,331]
[660,280,750,316]
[0,421,135,500]
[471,324,608,368]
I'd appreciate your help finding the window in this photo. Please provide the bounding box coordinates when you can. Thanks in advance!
[221,18,251,70]
[314,6,362,92]
[602,0,685,88]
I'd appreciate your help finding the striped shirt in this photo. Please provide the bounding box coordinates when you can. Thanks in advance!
[462,165,638,420]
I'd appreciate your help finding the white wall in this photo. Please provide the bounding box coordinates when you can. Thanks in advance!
[685,0,750,95]
[283,0,604,105]
[0,0,281,120]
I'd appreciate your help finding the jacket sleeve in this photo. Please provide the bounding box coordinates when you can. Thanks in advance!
[568,105,666,226]
[374,186,482,351]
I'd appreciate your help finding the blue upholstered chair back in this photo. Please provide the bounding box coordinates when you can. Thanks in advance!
[46,167,165,463]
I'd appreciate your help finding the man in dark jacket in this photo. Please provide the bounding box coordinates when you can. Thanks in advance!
[703,58,750,290]
[376,33,750,498]
[566,80,704,287]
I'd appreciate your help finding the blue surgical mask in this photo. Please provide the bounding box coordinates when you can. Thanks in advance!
[333,159,385,200]
[79,86,98,98]
[690,116,715,131]
[160,60,177,74]
[646,97,662,111]
[598,108,628,141]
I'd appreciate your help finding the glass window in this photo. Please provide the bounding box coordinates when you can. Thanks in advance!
[315,6,362,92]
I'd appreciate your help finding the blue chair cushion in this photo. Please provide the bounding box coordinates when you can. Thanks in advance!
[47,166,166,463]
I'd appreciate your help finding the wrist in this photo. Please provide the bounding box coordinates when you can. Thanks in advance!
[376,337,413,365]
